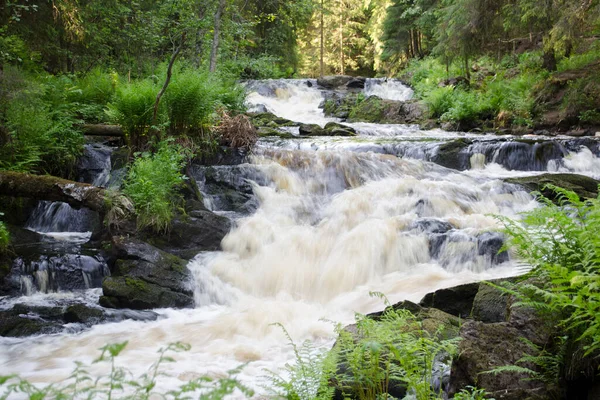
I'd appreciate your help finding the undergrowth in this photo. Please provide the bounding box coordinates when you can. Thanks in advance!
[491,185,600,388]
[122,140,188,232]
[0,212,9,252]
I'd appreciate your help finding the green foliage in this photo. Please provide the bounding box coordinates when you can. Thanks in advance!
[224,55,289,79]
[122,141,187,232]
[0,213,9,253]
[67,68,118,123]
[106,78,162,146]
[495,185,600,384]
[265,324,335,400]
[332,306,458,400]
[453,385,495,400]
[0,341,253,399]
[0,74,84,175]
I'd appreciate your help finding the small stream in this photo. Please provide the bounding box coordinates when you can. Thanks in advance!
[1,79,599,396]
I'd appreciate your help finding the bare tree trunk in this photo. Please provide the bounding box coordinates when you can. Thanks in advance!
[153,33,186,126]
[339,0,344,75]
[209,0,227,73]
[320,0,324,77]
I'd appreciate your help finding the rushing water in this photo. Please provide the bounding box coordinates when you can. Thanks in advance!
[1,79,600,397]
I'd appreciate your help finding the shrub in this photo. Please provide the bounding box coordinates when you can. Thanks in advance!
[0,213,9,252]
[106,79,163,147]
[122,140,187,232]
[424,86,455,118]
[68,67,118,123]
[223,55,288,80]
[332,304,458,400]
[0,79,84,175]
[495,186,600,385]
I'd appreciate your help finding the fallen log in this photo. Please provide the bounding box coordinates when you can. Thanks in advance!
[82,124,124,137]
[0,171,127,213]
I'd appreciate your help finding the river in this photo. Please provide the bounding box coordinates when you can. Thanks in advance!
[1,78,599,397]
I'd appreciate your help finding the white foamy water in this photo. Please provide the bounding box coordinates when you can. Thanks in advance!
[1,78,599,398]
[364,78,414,101]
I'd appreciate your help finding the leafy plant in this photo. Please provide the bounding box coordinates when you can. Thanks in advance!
[122,140,187,232]
[493,185,600,386]
[0,213,9,252]
[332,294,459,400]
[453,385,495,400]
[264,323,335,400]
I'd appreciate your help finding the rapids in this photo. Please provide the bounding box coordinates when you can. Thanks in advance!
[1,78,599,397]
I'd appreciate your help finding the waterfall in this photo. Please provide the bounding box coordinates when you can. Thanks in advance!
[2,78,599,396]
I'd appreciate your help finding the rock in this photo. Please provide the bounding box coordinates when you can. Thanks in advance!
[299,123,327,136]
[448,320,557,399]
[419,282,480,319]
[0,309,61,337]
[317,75,353,89]
[64,304,105,324]
[505,173,600,201]
[324,122,356,137]
[251,104,269,114]
[471,283,509,323]
[100,237,195,309]
[257,127,295,139]
[195,146,248,166]
[100,276,194,309]
[141,212,230,259]
[402,101,427,123]
[477,231,509,265]
[438,76,469,88]
[346,77,366,89]
[430,138,472,170]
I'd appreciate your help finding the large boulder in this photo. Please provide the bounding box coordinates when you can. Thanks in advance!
[505,173,600,201]
[317,75,354,89]
[430,138,472,170]
[140,211,231,259]
[100,237,195,309]
[324,122,357,137]
[419,282,480,319]
[448,320,557,399]
[299,123,327,136]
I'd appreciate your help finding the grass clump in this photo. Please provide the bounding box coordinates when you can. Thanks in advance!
[122,140,187,232]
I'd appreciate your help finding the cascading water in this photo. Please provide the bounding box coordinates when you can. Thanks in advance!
[1,78,600,396]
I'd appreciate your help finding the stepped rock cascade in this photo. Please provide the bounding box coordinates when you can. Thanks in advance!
[1,79,600,395]
[10,144,114,296]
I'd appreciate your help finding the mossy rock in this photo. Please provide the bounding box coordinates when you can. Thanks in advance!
[101,276,194,309]
[429,138,473,170]
[64,304,105,324]
[505,173,600,201]
[257,127,295,139]
[299,123,327,136]
[324,122,356,137]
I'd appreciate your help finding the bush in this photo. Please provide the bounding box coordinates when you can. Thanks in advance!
[0,78,84,175]
[223,55,289,80]
[106,79,162,147]
[122,141,187,232]
[496,186,600,385]
[68,68,118,123]
[0,213,9,252]
[424,86,455,118]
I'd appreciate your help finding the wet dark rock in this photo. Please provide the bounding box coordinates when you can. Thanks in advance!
[317,75,353,89]
[299,123,327,136]
[477,231,509,265]
[141,212,230,259]
[419,282,480,319]
[430,138,472,170]
[257,127,295,139]
[346,77,366,89]
[0,196,38,226]
[64,303,105,324]
[471,283,509,323]
[448,320,557,399]
[0,309,61,337]
[196,146,249,166]
[101,237,194,309]
[506,173,600,201]
[410,218,454,234]
[250,112,297,129]
[324,122,356,137]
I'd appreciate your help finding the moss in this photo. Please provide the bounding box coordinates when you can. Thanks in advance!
[349,97,386,123]
[125,277,148,292]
